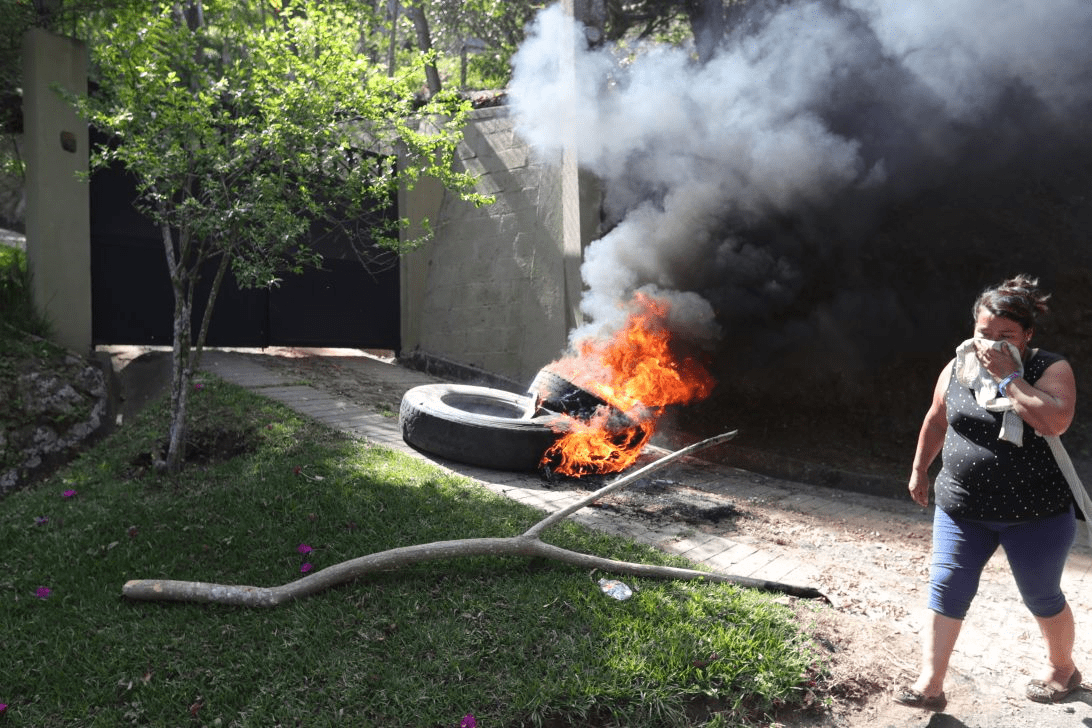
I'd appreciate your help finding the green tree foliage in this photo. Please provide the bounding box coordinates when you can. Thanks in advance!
[0,0,154,128]
[423,0,547,88]
[70,0,485,471]
[603,0,695,44]
[0,0,33,136]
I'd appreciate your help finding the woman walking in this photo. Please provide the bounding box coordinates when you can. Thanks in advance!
[897,274,1081,711]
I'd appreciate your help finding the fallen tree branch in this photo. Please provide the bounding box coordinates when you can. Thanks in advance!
[122,535,826,606]
[122,431,828,606]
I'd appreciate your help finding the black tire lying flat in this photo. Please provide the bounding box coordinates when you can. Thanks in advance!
[399,384,569,471]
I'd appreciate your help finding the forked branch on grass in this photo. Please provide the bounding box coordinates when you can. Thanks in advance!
[122,431,828,607]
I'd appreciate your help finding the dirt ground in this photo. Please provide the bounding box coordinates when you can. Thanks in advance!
[589,472,1092,728]
[596,477,933,728]
[220,349,1092,728]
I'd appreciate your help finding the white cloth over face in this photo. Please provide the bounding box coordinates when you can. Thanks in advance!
[953,338,1025,446]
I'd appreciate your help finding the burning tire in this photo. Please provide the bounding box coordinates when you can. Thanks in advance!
[399,383,567,471]
[528,366,654,476]
[527,369,612,418]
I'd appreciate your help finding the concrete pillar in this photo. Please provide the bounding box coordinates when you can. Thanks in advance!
[22,27,91,355]
[560,0,586,336]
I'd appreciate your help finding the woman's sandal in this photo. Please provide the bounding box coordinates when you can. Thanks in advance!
[893,686,948,712]
[1026,669,1083,704]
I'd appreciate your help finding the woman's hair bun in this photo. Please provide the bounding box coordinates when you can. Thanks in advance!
[973,273,1050,329]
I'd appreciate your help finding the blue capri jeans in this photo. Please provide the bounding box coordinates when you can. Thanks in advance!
[928,505,1076,620]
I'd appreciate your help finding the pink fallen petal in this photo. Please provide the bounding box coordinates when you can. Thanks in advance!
[300,563,313,573]
[297,543,313,554]
[62,490,77,498]
[35,586,52,599]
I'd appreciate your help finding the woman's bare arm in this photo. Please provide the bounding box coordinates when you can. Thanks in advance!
[1005,360,1076,437]
[908,361,951,507]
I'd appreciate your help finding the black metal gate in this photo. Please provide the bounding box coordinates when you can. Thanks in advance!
[89,158,400,351]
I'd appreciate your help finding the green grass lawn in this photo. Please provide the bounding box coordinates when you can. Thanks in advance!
[0,364,831,727]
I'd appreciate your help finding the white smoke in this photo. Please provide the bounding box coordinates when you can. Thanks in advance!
[853,0,1092,120]
[508,0,1092,353]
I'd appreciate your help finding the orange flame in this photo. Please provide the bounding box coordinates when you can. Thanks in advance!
[541,293,716,476]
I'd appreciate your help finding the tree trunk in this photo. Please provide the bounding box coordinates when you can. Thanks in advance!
[180,0,204,32]
[154,184,234,472]
[685,0,726,64]
[164,273,193,473]
[386,0,399,77]
[191,252,232,370]
[163,248,234,470]
[572,0,608,48]
[156,208,191,474]
[404,3,441,96]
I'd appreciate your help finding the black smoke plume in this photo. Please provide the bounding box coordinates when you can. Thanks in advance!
[508,0,1092,458]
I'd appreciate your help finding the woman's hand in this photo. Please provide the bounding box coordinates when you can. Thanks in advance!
[908,469,932,507]
[973,338,1021,380]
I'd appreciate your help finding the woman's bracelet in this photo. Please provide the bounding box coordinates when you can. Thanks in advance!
[998,371,1022,397]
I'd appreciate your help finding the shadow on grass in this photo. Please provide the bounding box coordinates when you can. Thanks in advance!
[0,380,821,727]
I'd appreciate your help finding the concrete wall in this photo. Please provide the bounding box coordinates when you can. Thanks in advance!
[18,35,592,380]
[401,106,599,389]
[22,28,91,355]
